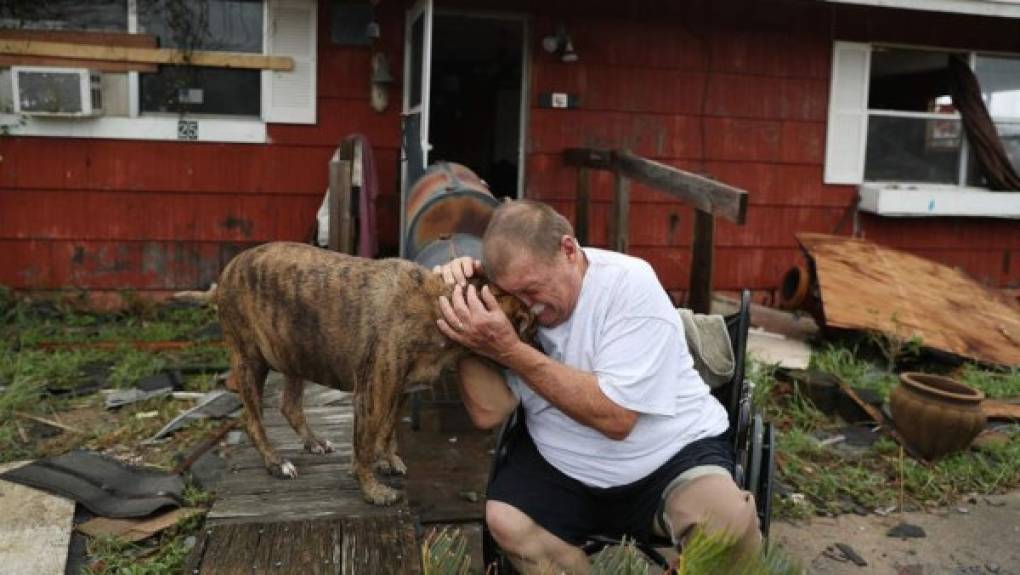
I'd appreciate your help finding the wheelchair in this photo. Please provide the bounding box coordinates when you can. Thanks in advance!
[481,290,776,572]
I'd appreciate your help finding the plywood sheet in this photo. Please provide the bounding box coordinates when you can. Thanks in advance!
[0,461,75,575]
[796,233,1020,366]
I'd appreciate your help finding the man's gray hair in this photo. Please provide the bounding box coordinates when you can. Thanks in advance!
[482,199,574,280]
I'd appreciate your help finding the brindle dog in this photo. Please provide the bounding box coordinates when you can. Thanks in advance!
[176,242,533,505]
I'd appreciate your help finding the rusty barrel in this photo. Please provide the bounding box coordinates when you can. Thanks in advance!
[404,162,498,262]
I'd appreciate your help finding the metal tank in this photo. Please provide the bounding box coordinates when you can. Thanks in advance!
[404,161,499,266]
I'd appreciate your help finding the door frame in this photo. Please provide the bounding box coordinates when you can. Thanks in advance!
[431,7,531,202]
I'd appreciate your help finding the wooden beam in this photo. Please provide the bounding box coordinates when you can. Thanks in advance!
[329,140,356,254]
[0,29,158,72]
[688,209,715,314]
[612,173,630,253]
[575,166,591,246]
[0,39,294,71]
[0,55,156,73]
[562,147,749,224]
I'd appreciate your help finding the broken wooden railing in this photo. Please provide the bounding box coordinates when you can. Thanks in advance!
[563,148,748,314]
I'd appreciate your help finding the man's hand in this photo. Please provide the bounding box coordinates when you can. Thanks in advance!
[438,284,521,363]
[433,256,482,286]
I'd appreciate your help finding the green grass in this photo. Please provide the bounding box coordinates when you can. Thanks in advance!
[809,344,897,402]
[959,364,1020,400]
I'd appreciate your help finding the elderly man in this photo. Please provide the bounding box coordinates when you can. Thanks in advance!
[435,199,759,573]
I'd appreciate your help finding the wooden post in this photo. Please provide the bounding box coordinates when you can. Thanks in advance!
[688,209,715,314]
[611,172,629,253]
[575,166,590,246]
[328,152,354,254]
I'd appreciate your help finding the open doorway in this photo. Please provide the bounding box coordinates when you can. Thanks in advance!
[427,13,525,199]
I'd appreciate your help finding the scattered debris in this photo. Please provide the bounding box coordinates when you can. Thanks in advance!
[171,419,241,475]
[104,371,182,409]
[144,390,241,444]
[711,294,819,341]
[982,399,1020,421]
[458,490,479,503]
[887,522,926,538]
[14,411,85,435]
[0,450,185,518]
[833,542,868,567]
[77,508,203,543]
[796,233,1020,366]
[818,434,846,447]
[972,429,1011,450]
[0,461,77,575]
[747,328,812,370]
[957,506,970,514]
[135,411,160,420]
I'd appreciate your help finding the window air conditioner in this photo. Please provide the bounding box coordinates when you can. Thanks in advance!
[11,66,103,117]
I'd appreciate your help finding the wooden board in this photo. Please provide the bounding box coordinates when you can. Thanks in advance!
[0,39,293,71]
[0,29,157,72]
[0,461,75,575]
[207,375,408,525]
[797,233,1020,366]
[185,514,420,574]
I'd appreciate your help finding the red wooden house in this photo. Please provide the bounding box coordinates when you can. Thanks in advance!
[1,0,1018,308]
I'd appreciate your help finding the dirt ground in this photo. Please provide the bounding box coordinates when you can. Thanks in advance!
[772,490,1020,574]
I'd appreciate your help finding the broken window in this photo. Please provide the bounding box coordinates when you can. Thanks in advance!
[967,55,1020,186]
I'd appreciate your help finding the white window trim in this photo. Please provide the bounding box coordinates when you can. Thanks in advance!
[823,0,1020,19]
[826,41,1020,218]
[860,182,1020,218]
[0,0,316,144]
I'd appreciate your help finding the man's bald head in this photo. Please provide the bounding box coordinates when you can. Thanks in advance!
[482,200,575,281]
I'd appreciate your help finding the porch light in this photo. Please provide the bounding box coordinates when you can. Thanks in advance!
[542,24,578,63]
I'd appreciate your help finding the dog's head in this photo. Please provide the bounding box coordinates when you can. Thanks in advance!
[466,277,537,342]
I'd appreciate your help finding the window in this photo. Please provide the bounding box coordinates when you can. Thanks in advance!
[139,0,263,117]
[826,42,1020,188]
[0,0,316,142]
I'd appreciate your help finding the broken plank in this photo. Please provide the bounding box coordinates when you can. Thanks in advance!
[0,40,293,71]
[983,400,1020,421]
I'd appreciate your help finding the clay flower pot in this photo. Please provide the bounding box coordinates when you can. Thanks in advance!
[890,372,986,459]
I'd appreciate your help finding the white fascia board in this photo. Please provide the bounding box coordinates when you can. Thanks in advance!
[0,114,267,144]
[824,0,1020,18]
[859,182,1020,218]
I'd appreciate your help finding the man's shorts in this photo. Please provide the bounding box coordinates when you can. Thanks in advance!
[486,425,735,546]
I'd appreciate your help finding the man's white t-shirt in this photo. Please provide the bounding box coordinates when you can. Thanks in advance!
[506,248,729,488]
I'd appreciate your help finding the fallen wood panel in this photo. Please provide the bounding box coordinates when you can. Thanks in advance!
[0,29,157,72]
[797,233,1020,366]
[983,400,1020,420]
[0,39,293,71]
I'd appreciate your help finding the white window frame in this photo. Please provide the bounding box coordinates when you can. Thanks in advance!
[0,0,317,144]
[825,41,1020,218]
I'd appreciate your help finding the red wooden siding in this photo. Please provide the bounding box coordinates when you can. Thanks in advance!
[0,0,1017,306]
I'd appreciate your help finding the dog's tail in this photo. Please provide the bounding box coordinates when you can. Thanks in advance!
[172,283,218,306]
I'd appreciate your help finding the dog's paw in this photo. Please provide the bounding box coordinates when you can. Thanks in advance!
[374,454,407,476]
[268,460,299,479]
[362,482,403,506]
[305,438,335,455]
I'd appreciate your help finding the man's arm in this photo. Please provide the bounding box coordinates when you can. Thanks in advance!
[439,284,638,440]
[498,340,638,441]
[455,356,518,430]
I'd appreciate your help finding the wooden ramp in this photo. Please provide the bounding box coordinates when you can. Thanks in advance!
[185,374,421,574]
